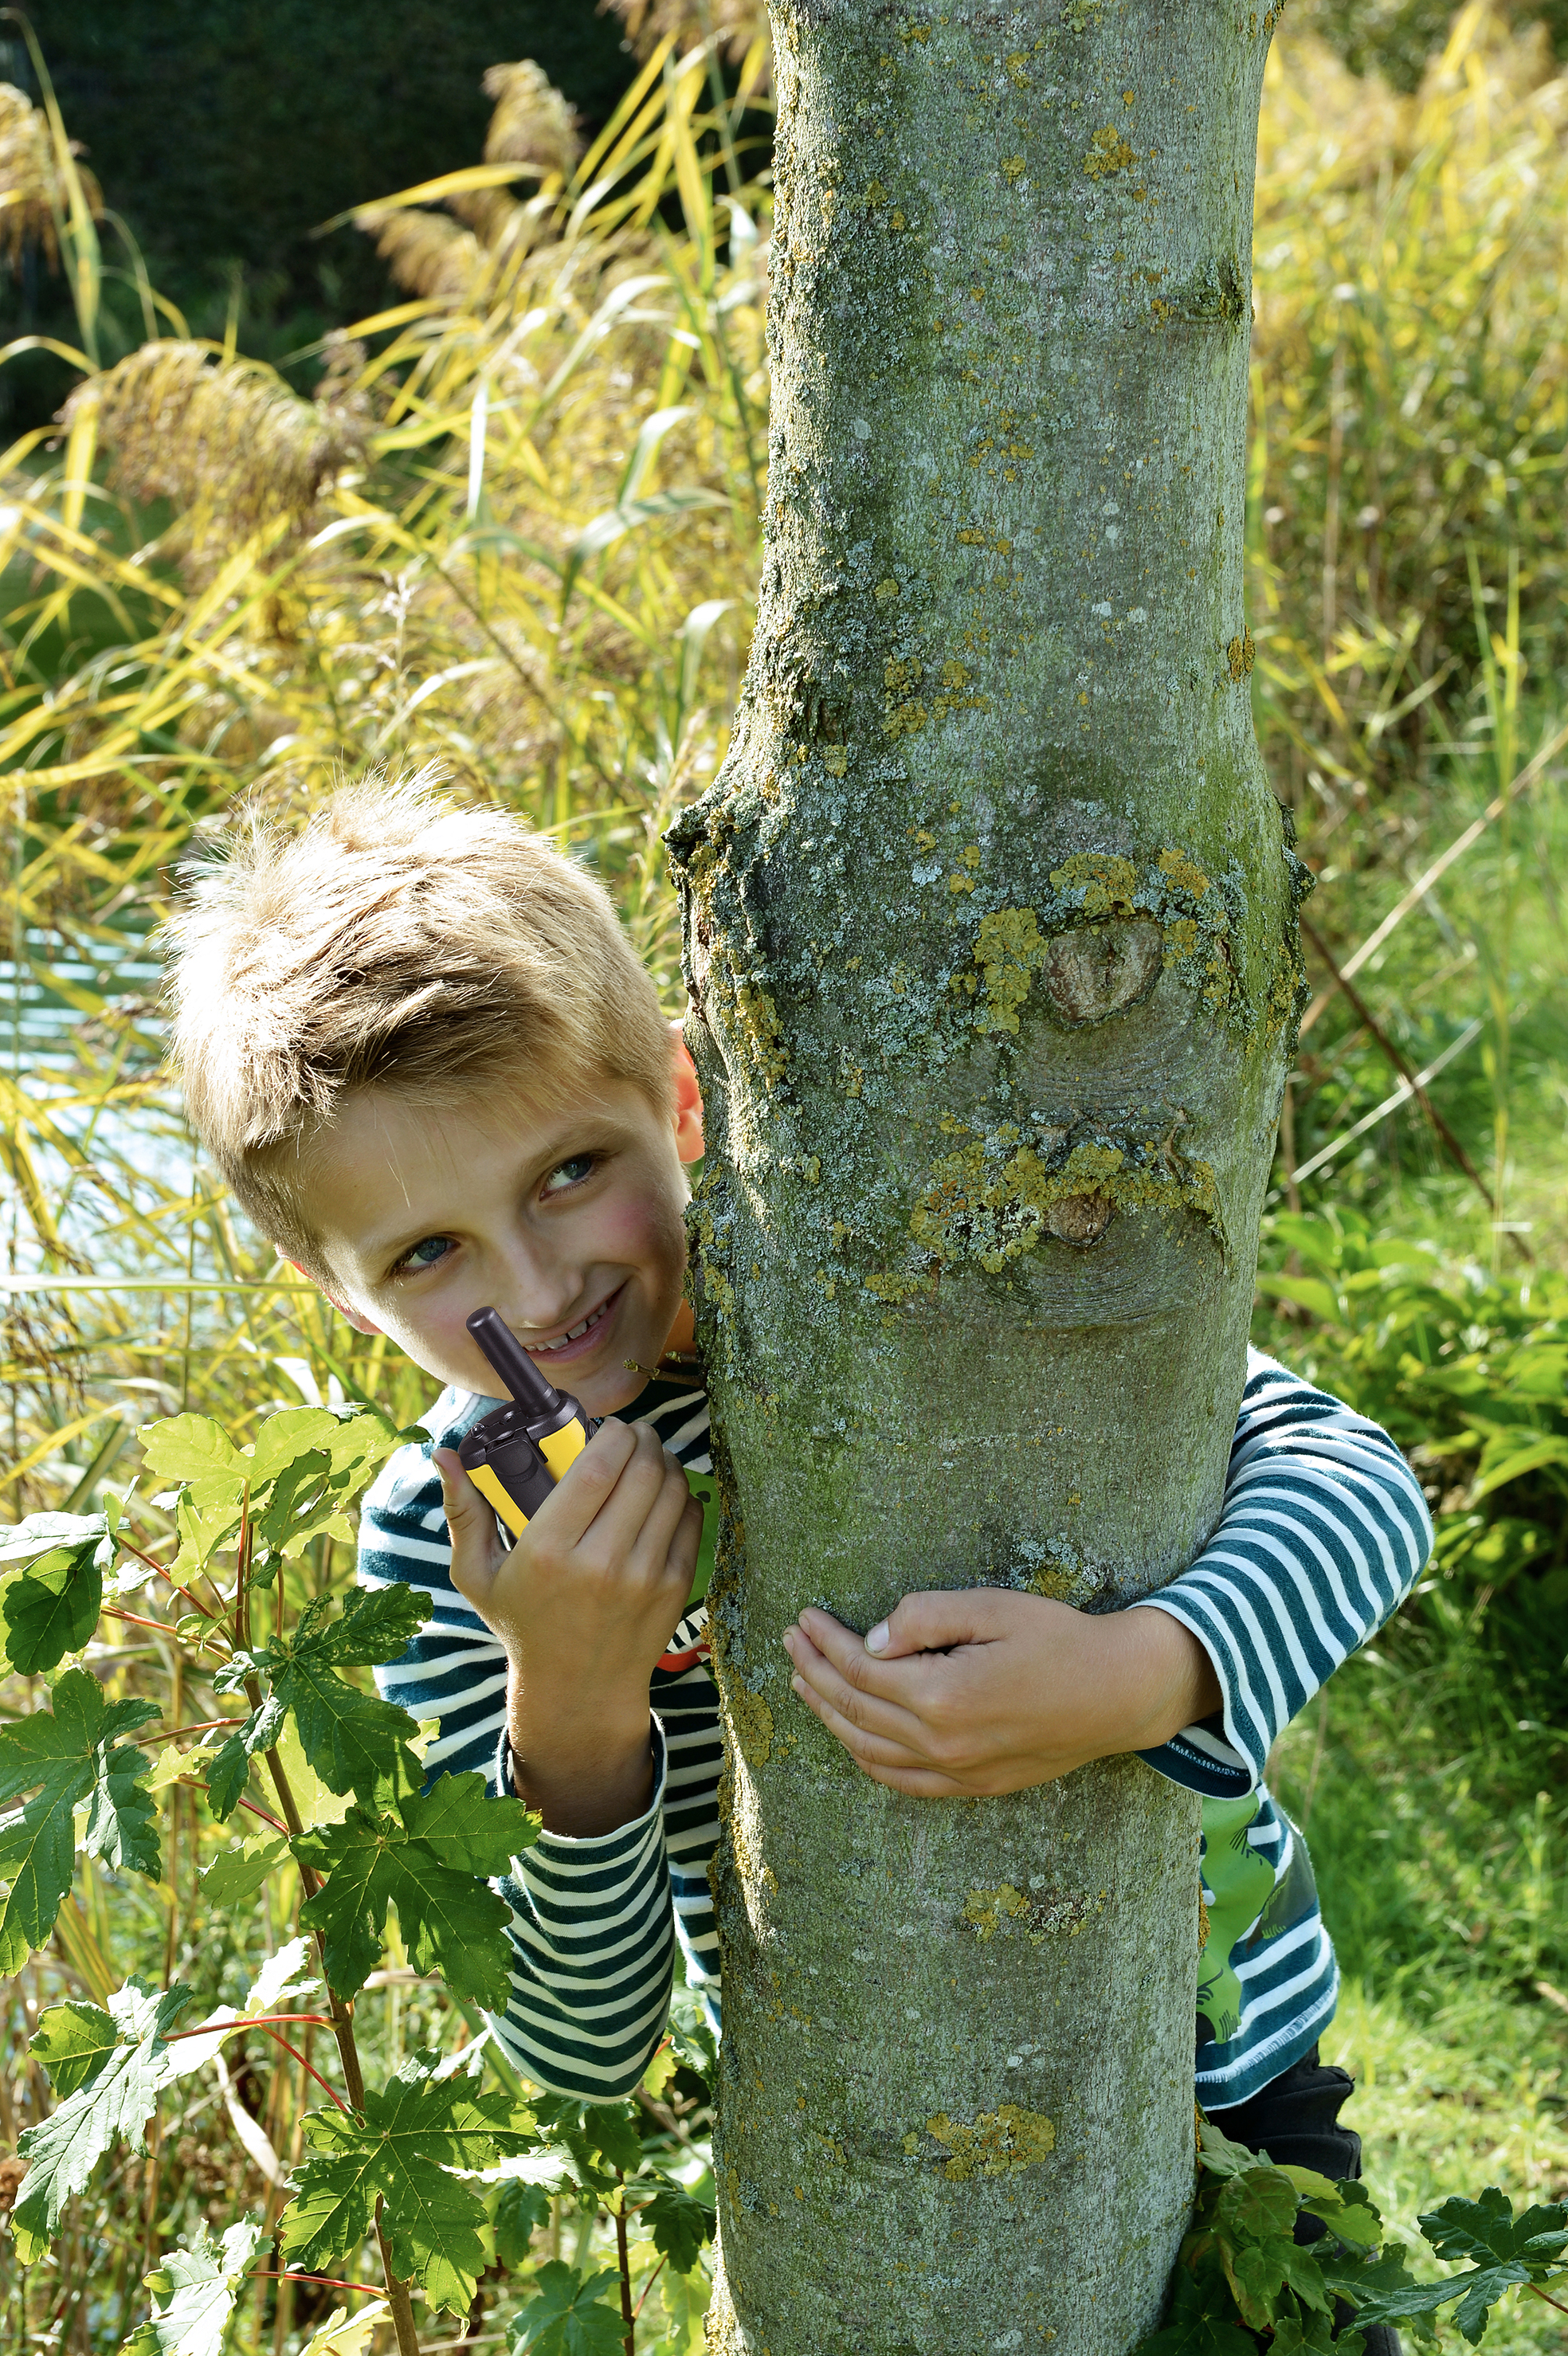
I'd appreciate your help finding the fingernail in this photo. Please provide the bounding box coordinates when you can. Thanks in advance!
[866,1621,889,1654]
[791,1675,806,1697]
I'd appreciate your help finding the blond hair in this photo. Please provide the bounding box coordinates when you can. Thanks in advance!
[165,775,672,1275]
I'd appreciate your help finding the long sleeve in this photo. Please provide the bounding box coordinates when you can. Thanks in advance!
[1131,1347,1433,1794]
[359,1380,723,2101]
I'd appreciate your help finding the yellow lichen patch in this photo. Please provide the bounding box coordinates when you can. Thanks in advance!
[972,905,1045,1034]
[875,576,900,602]
[1226,628,1256,681]
[926,2105,1056,2180]
[823,745,848,776]
[733,977,788,1086]
[962,1884,1032,1942]
[1049,852,1139,918]
[1002,155,1026,179]
[1163,915,1199,962]
[1158,847,1210,898]
[1084,126,1136,178]
[863,1269,938,1303]
[1004,51,1032,84]
[910,1135,1224,1275]
[728,1680,774,1768]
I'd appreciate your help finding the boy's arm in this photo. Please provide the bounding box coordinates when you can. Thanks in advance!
[1126,1345,1435,1792]
[361,1430,704,2099]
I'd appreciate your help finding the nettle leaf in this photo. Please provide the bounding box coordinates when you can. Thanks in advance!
[14,1979,192,2259]
[0,1669,159,1972]
[124,2217,265,2356]
[206,1697,286,1821]
[639,2179,714,2275]
[492,2178,553,2269]
[295,1772,533,2003]
[2,1537,104,1673]
[508,2262,628,2356]
[282,2051,533,2315]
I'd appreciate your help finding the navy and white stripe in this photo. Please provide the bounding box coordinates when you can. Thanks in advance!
[360,1348,1432,2108]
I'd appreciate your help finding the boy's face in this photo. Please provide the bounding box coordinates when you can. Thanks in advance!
[295,1029,704,1417]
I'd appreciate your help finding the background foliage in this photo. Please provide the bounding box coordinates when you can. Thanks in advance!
[0,2,1565,2351]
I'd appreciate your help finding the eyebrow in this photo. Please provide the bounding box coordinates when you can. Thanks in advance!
[352,1120,629,1274]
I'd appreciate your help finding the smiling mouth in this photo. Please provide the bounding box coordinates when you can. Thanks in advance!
[527,1289,619,1354]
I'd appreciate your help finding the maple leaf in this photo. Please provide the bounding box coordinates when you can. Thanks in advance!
[13,1979,192,2259]
[0,1668,159,1972]
[218,1588,429,1803]
[123,2217,265,2356]
[1,1535,105,1673]
[296,1773,532,2005]
[509,2262,629,2356]
[1136,2260,1259,2356]
[638,2178,713,2276]
[492,2179,553,2268]
[281,2052,532,2315]
[205,1696,285,1821]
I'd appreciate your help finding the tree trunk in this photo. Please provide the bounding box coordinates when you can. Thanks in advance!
[669,2,1299,2348]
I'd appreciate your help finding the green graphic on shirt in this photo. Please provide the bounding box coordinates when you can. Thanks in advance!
[1197,1793,1278,2047]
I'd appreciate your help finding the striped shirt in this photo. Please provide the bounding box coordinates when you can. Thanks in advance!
[361,1348,1432,2110]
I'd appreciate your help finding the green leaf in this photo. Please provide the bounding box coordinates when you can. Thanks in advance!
[123,2217,265,2356]
[174,1487,244,1574]
[295,1773,532,2002]
[1314,2244,1445,2345]
[492,2177,552,2269]
[0,1669,159,1971]
[31,1999,119,2097]
[282,2051,532,2315]
[257,1590,430,1801]
[1420,2187,1568,2275]
[249,1409,349,1484]
[138,1415,245,1484]
[206,1697,285,1821]
[1253,1275,1341,1323]
[1,1539,103,1672]
[1283,2170,1383,2250]
[201,1835,290,1909]
[1135,2261,1258,2356]
[639,2180,713,2276]
[509,2261,628,2356]
[14,1979,192,2258]
[0,1511,107,1566]
[582,2103,643,2178]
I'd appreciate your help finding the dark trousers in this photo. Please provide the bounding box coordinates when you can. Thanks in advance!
[1206,2045,1399,2356]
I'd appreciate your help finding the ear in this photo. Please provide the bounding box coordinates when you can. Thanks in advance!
[669,1020,706,1165]
[286,1260,381,1335]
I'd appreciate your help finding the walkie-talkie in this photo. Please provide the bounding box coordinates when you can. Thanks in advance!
[457,1306,592,1538]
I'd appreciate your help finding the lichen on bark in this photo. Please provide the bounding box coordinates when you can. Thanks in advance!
[670,0,1296,2346]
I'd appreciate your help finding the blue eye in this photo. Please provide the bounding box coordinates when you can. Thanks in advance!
[543,1154,595,1194]
[400,1235,453,1272]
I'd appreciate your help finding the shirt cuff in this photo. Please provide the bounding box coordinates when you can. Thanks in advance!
[1127,1595,1260,1795]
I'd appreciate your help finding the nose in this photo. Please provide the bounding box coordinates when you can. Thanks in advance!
[495,1227,585,1339]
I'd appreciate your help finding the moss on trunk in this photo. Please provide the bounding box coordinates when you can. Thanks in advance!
[671,0,1299,2345]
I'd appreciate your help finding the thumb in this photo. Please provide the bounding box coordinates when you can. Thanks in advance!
[432,1446,505,1606]
[864,1586,1006,1660]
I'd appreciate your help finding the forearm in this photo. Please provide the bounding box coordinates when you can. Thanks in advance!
[1096,1602,1221,1757]
[508,1674,657,1836]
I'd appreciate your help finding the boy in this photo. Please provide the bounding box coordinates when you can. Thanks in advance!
[167,778,1432,2260]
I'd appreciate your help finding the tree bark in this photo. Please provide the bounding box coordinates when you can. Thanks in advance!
[669,2,1301,2348]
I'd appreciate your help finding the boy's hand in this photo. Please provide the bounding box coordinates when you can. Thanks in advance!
[781,1590,1221,1797]
[433,1421,702,1837]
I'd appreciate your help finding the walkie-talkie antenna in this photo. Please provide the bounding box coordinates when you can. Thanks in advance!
[466,1307,563,1417]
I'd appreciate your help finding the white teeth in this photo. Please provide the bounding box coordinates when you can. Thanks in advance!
[531,1299,609,1353]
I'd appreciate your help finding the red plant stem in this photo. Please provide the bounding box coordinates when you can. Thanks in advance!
[252,2273,385,2296]
[140,1718,245,1746]
[179,1780,289,1836]
[632,2255,667,2322]
[613,2178,634,2356]
[1529,2286,1568,2319]
[165,2013,336,2040]
[253,2025,352,2113]
[101,1606,207,1639]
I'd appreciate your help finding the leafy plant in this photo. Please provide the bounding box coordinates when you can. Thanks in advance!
[0,1401,715,2352]
[1143,2117,1568,2354]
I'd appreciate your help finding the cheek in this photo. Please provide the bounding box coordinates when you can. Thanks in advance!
[596,1178,688,1282]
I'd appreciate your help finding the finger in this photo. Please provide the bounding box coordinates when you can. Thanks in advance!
[783,1622,931,1748]
[432,1447,506,1605]
[789,1609,952,1711]
[854,1588,1016,1661]
[787,1664,934,1770]
[574,1423,681,1562]
[624,1452,702,1590]
[529,1417,641,1549]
